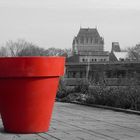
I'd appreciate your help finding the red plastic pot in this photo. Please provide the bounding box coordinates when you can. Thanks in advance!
[0,57,65,133]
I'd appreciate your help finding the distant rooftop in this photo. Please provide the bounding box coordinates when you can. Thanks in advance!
[77,28,100,38]
[113,52,129,60]
[112,42,119,45]
[111,42,121,52]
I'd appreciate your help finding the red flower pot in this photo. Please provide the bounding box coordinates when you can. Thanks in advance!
[0,57,65,133]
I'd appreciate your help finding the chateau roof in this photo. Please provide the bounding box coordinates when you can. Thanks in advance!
[77,28,100,37]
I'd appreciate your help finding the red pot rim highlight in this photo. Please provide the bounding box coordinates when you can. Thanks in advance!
[0,57,65,77]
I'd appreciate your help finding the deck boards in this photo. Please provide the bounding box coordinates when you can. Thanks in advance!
[0,102,140,139]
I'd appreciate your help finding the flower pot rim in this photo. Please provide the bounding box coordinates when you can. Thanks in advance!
[0,57,65,78]
[0,56,64,59]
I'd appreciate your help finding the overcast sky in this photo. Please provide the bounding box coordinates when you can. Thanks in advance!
[0,0,140,51]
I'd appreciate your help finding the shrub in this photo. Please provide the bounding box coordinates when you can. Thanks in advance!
[86,85,140,111]
[74,80,90,94]
[57,78,89,102]
[57,78,140,111]
[56,78,75,99]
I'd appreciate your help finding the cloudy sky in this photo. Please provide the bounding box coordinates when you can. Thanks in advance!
[0,0,140,51]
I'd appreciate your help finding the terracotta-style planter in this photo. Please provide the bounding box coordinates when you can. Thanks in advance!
[0,57,65,133]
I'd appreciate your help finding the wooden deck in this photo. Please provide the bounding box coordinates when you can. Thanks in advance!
[1,102,140,140]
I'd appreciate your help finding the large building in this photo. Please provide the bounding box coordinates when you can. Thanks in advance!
[65,28,140,86]
[71,28,109,63]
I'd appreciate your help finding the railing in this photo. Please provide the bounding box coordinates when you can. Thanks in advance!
[63,78,88,86]
[66,61,140,66]
[64,77,140,86]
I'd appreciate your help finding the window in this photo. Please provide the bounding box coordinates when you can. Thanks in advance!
[119,58,124,61]
[117,70,126,78]
[95,38,98,43]
[105,71,111,78]
[80,72,83,78]
[90,38,93,43]
[80,37,84,44]
[73,72,76,78]
[86,37,88,43]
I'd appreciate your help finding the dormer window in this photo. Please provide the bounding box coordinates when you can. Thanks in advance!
[86,37,88,43]
[90,38,93,43]
[80,37,84,44]
[95,38,98,43]
[119,58,124,61]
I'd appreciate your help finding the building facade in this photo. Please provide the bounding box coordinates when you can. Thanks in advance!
[65,62,140,86]
[71,28,109,62]
[65,28,140,86]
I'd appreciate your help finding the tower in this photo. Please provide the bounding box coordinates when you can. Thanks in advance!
[72,28,104,55]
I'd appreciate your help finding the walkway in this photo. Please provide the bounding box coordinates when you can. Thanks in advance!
[0,102,140,140]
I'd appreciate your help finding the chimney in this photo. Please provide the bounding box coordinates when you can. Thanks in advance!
[111,42,121,52]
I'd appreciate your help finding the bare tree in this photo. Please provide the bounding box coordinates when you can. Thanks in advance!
[19,46,71,57]
[18,45,47,56]
[45,47,72,57]
[5,39,30,56]
[63,48,72,57]
[127,44,140,61]
[45,48,64,56]
[0,47,9,56]
[0,39,71,57]
[2,39,47,56]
